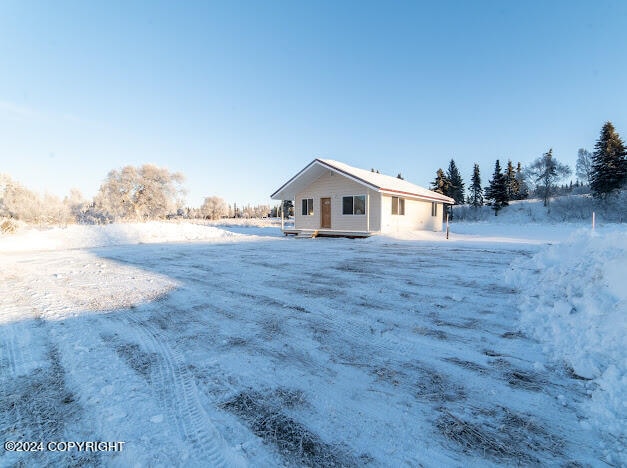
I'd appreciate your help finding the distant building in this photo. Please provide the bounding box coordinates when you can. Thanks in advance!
[271,159,453,237]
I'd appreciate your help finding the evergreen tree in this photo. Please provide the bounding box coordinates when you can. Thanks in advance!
[485,159,508,215]
[505,160,519,200]
[590,122,627,198]
[431,168,451,196]
[446,159,465,204]
[527,149,571,208]
[281,200,294,217]
[467,163,483,207]
[515,162,529,199]
[396,173,404,180]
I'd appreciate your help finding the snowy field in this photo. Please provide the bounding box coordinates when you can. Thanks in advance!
[0,220,624,466]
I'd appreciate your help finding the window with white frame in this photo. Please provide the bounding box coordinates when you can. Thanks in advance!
[391,196,405,215]
[431,202,438,217]
[342,195,366,215]
[301,198,313,216]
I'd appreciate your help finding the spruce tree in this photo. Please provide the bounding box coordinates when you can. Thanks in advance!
[281,199,294,217]
[590,122,627,198]
[446,159,465,204]
[468,163,483,207]
[485,159,508,215]
[505,160,518,200]
[431,168,451,196]
[515,162,529,199]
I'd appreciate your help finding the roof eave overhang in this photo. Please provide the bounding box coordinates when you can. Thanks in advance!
[379,188,455,204]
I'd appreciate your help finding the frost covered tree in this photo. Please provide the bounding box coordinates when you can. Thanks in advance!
[95,166,140,220]
[527,149,571,208]
[95,164,185,221]
[590,122,627,199]
[576,148,593,186]
[446,159,465,205]
[200,196,228,219]
[431,168,451,197]
[0,174,71,224]
[0,175,36,220]
[41,193,72,224]
[241,204,271,218]
[467,163,483,207]
[63,188,93,223]
[485,159,508,215]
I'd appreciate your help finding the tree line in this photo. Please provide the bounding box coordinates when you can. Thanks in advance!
[430,121,626,215]
[0,163,270,226]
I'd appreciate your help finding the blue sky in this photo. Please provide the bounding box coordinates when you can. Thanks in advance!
[1,0,626,207]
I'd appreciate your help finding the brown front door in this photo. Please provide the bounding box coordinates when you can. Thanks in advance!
[320,198,331,228]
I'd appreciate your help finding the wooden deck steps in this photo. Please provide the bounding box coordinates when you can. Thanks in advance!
[283,229,371,239]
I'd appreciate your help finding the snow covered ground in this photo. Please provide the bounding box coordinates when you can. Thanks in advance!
[0,220,623,466]
[507,229,626,465]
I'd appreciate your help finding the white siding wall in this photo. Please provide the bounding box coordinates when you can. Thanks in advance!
[293,170,444,233]
[380,195,444,232]
[294,170,380,231]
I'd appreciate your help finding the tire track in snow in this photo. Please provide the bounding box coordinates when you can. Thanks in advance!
[113,310,245,467]
[0,259,45,379]
[0,325,19,376]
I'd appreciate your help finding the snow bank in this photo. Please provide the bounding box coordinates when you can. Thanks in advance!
[204,217,282,228]
[0,221,246,252]
[454,192,627,224]
[507,229,626,464]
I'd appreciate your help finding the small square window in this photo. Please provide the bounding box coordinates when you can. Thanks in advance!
[431,202,438,217]
[301,198,313,216]
[392,197,405,215]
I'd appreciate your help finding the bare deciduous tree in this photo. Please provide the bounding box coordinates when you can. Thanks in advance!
[576,148,592,186]
[527,149,571,208]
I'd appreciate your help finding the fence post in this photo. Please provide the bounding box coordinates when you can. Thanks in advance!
[446,213,450,240]
[592,211,595,230]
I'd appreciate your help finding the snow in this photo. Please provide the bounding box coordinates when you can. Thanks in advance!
[0,221,258,253]
[506,229,626,465]
[387,222,579,245]
[0,219,624,466]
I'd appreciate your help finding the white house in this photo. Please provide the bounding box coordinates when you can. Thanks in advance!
[271,159,454,237]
